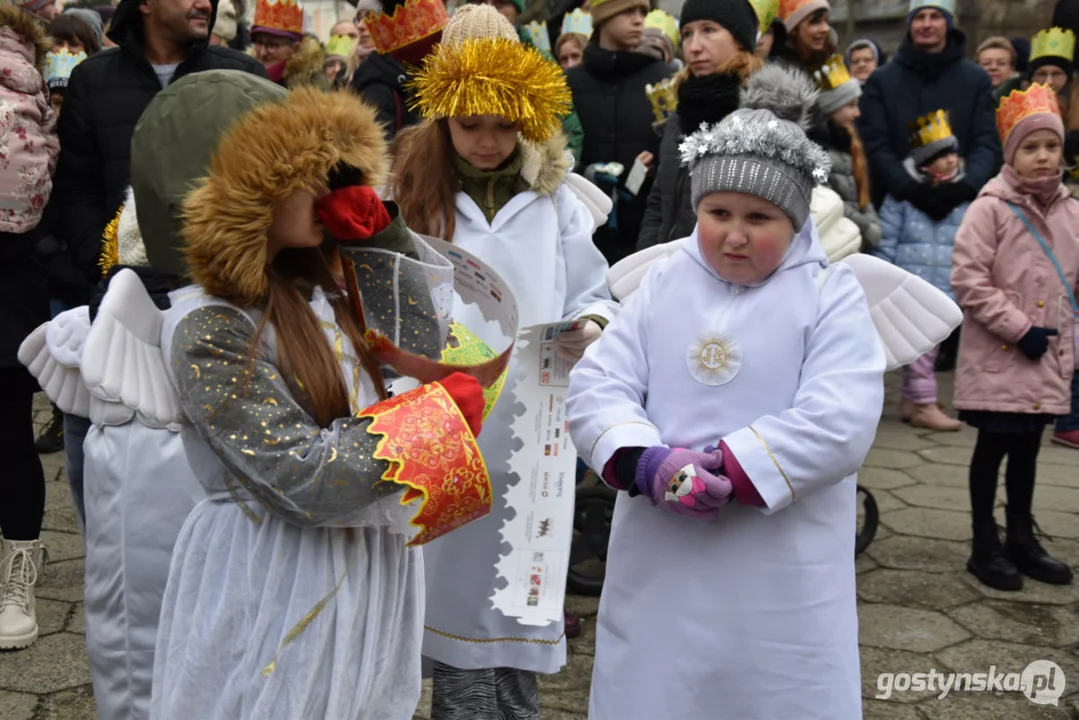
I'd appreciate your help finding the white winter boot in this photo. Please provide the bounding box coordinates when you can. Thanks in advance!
[0,538,47,650]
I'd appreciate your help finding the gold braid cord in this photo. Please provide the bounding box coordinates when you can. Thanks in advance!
[98,203,124,276]
[409,37,572,143]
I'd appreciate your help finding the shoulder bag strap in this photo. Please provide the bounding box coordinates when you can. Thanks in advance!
[1005,201,1079,314]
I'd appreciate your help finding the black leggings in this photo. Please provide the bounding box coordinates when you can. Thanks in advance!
[0,366,45,540]
[968,428,1043,523]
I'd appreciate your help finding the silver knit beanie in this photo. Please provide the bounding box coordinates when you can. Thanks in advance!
[680,64,831,230]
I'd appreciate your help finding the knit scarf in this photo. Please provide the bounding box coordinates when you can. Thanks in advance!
[676,71,743,137]
[1003,164,1064,208]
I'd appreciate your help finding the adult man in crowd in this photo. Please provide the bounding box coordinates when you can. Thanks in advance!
[567,0,674,263]
[858,0,1001,218]
[55,0,266,299]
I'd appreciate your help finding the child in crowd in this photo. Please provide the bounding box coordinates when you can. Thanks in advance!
[566,64,885,719]
[953,83,1078,591]
[875,109,967,430]
[392,7,616,718]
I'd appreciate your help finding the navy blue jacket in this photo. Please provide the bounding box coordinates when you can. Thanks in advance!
[857,29,1001,205]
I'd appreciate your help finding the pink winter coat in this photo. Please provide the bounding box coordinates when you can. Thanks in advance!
[952,173,1079,416]
[0,4,58,234]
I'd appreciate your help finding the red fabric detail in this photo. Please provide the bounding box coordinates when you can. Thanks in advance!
[721,440,764,507]
[317,186,393,242]
[265,60,287,84]
[601,450,629,491]
[436,372,485,436]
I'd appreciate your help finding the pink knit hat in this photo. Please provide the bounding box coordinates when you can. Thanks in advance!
[1004,112,1065,164]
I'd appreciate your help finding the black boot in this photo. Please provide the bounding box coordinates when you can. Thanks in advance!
[34,405,64,454]
[1005,511,1074,585]
[967,519,1023,591]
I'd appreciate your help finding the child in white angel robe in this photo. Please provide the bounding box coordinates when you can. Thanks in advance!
[566,66,887,720]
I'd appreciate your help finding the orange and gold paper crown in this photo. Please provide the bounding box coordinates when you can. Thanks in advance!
[812,53,852,91]
[252,0,304,36]
[363,0,449,55]
[996,83,1061,145]
[906,109,954,149]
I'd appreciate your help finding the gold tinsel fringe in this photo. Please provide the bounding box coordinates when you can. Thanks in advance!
[408,37,572,143]
[98,203,123,275]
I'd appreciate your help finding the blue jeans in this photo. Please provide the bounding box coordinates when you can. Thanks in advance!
[1057,375,1079,433]
[63,413,90,533]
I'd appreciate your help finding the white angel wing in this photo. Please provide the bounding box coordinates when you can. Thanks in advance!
[18,309,94,417]
[838,253,963,371]
[81,269,183,429]
[812,186,862,263]
[565,172,614,229]
[606,238,683,300]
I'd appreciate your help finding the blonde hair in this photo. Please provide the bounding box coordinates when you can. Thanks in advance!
[976,36,1016,66]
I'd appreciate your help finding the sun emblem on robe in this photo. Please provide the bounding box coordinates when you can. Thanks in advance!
[686,331,742,386]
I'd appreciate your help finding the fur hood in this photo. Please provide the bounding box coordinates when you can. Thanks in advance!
[182,88,388,306]
[284,35,327,89]
[520,132,573,196]
[0,3,51,70]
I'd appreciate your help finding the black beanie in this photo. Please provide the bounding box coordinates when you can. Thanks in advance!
[679,0,759,53]
[1053,0,1079,36]
[1029,54,1075,80]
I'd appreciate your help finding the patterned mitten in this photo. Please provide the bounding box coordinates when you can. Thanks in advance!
[636,446,732,518]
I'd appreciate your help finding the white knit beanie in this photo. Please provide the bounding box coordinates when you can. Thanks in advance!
[442,4,519,46]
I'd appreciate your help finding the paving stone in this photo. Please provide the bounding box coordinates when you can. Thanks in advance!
[881,507,972,542]
[563,594,599,619]
[872,427,942,452]
[867,535,971,574]
[865,448,926,470]
[861,645,950,704]
[862,699,924,718]
[920,426,979,448]
[0,634,90,694]
[1035,463,1079,489]
[857,554,879,575]
[412,679,431,720]
[868,489,907,515]
[892,485,971,513]
[963,569,1079,606]
[858,570,982,611]
[538,653,593,694]
[858,466,921,491]
[1036,445,1079,467]
[566,614,596,658]
[539,711,587,719]
[39,532,84,564]
[0,690,37,720]
[914,463,973,488]
[41,491,79,536]
[66,604,85,635]
[917,446,977,467]
[35,600,72,639]
[947,601,1079,648]
[934,639,1078,704]
[916,690,1073,719]
[1025,510,1079,540]
[35,560,86,604]
[860,604,971,653]
[1030,484,1079,514]
[40,454,67,485]
[39,685,97,720]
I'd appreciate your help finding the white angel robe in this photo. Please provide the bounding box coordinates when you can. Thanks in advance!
[150,287,424,720]
[566,222,886,719]
[420,182,617,674]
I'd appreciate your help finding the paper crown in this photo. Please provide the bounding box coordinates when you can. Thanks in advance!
[410,37,571,143]
[778,0,819,21]
[364,0,449,55]
[906,109,954,148]
[909,0,956,16]
[524,20,551,53]
[252,0,304,35]
[644,9,680,50]
[750,0,780,32]
[44,48,86,89]
[812,53,852,91]
[1031,27,1076,63]
[326,34,356,58]
[996,83,1061,144]
[561,8,592,37]
[645,76,677,125]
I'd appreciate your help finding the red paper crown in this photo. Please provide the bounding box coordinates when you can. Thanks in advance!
[996,82,1061,145]
[253,0,303,36]
[364,0,449,55]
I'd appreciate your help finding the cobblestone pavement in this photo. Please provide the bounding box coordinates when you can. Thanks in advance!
[3,373,1078,719]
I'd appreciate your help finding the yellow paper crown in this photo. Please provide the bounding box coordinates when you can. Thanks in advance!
[750,0,779,32]
[645,76,678,125]
[906,109,954,149]
[561,8,592,37]
[252,0,303,35]
[326,34,356,58]
[996,83,1061,145]
[644,10,680,50]
[1030,27,1076,64]
[812,54,852,91]
[410,37,572,143]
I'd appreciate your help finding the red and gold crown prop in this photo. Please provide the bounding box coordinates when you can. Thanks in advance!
[253,0,304,35]
[996,83,1061,145]
[364,0,449,55]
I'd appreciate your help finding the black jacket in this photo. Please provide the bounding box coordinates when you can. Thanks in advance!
[637,113,694,250]
[54,0,266,299]
[350,52,419,141]
[857,29,1001,207]
[567,44,674,262]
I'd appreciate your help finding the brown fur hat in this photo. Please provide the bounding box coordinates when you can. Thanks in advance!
[182,87,388,306]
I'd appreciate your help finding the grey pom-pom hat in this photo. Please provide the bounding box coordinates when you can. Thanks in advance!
[680,65,831,230]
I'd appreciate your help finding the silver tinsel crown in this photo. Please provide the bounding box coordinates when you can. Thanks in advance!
[678,111,831,186]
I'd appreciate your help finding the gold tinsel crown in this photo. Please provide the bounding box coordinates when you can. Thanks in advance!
[812,54,853,91]
[906,109,954,149]
[409,37,572,143]
[1031,27,1076,64]
[646,77,678,124]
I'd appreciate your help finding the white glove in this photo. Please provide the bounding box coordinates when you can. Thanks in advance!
[555,320,603,363]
